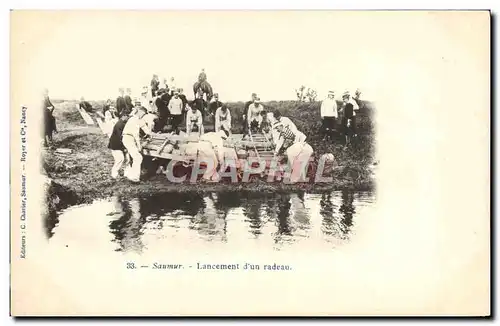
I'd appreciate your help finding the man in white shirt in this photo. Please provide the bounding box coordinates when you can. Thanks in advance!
[320,90,338,141]
[121,107,151,183]
[183,130,229,182]
[168,89,184,134]
[273,120,313,184]
[215,104,231,134]
[247,98,264,131]
[186,106,204,136]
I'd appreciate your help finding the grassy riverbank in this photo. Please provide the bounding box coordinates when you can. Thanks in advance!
[43,99,376,207]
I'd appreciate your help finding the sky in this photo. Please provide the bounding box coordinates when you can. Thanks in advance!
[13,11,423,102]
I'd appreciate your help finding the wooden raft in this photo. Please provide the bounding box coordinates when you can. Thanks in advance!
[141,133,275,161]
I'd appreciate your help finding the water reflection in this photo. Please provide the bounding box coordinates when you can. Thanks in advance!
[48,190,375,253]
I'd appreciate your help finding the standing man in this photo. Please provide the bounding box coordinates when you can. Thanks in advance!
[208,93,223,116]
[150,74,160,97]
[186,105,204,136]
[168,89,184,134]
[108,113,130,179]
[320,90,338,141]
[243,93,257,137]
[169,77,177,96]
[43,88,57,147]
[178,88,188,111]
[116,88,127,116]
[215,104,232,134]
[341,91,359,140]
[121,107,151,183]
[154,88,171,132]
[124,88,134,115]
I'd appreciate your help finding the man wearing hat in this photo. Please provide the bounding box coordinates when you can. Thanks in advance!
[116,88,127,116]
[341,91,359,140]
[246,97,264,133]
[215,104,232,134]
[320,90,338,141]
[186,104,204,136]
[121,107,151,183]
[168,89,184,134]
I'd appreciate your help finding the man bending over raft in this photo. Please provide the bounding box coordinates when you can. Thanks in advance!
[121,107,151,183]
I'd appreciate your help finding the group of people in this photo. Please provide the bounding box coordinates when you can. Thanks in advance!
[42,69,363,184]
[320,89,363,143]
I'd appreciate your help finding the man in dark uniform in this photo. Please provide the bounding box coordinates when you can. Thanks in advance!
[108,113,130,179]
[208,93,223,116]
[124,88,134,115]
[43,88,57,147]
[79,97,93,113]
[116,88,127,115]
[154,89,171,133]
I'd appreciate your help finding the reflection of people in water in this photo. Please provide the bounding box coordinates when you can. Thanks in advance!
[108,197,145,253]
[274,193,292,242]
[339,190,355,235]
[289,192,309,227]
[191,193,228,241]
[320,191,355,239]
[242,194,265,237]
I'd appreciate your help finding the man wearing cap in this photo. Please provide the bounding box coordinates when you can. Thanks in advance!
[320,91,338,141]
[168,89,184,134]
[116,88,127,116]
[247,97,264,133]
[340,92,359,139]
[121,107,151,183]
[242,93,258,137]
[215,104,232,134]
[186,104,204,136]
[273,121,313,184]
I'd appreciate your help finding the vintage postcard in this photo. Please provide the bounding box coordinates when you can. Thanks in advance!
[10,10,490,316]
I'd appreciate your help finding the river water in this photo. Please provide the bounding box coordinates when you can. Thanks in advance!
[46,190,376,253]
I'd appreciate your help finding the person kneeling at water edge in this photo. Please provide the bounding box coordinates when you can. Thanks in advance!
[273,121,314,183]
[121,107,151,183]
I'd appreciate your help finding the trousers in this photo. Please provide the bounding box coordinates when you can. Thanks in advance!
[122,135,143,182]
[286,142,314,183]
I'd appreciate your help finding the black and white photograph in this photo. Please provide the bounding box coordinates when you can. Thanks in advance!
[10,10,490,316]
